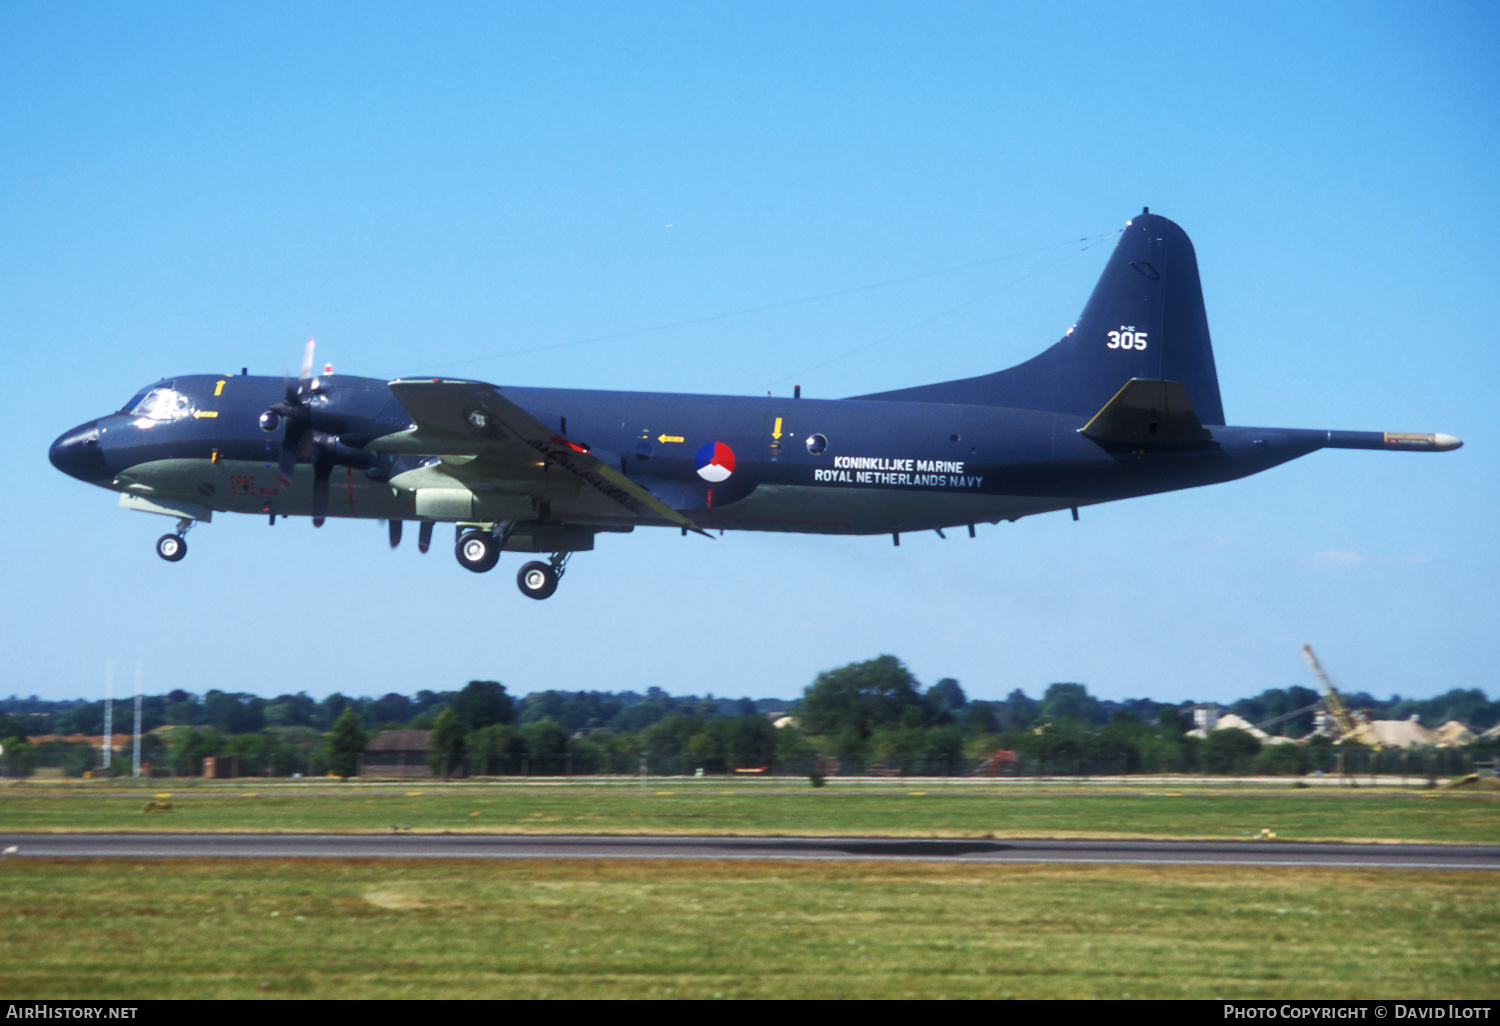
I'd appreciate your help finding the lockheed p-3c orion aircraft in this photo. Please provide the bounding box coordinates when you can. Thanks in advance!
[49,211,1461,599]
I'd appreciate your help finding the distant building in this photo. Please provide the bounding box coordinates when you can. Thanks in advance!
[1191,704,1221,733]
[201,756,244,779]
[363,730,433,778]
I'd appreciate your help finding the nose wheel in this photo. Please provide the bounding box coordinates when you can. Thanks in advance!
[155,517,196,562]
[517,553,569,600]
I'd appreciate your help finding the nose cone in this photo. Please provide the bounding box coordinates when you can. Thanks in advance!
[50,420,110,482]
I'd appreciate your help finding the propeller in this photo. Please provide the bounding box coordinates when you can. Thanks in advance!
[267,338,319,493]
[264,338,380,526]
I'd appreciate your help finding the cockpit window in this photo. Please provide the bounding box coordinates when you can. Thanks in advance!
[129,387,190,421]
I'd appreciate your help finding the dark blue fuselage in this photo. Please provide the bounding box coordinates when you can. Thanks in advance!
[50,371,1327,536]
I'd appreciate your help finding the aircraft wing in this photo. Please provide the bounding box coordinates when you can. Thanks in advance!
[373,378,709,534]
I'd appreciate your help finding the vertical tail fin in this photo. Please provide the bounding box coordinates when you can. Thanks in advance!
[855,212,1226,425]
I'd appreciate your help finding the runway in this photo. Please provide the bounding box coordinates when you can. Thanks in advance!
[3,833,1496,870]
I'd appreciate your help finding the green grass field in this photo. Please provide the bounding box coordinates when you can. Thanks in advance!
[2,778,1496,844]
[2,858,1496,999]
[2,780,1495,999]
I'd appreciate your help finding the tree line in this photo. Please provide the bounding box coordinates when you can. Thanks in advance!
[2,656,1495,779]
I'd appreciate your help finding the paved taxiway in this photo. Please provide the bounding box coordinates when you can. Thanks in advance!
[3,833,1496,870]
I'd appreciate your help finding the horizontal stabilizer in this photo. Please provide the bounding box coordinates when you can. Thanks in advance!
[1079,379,1211,445]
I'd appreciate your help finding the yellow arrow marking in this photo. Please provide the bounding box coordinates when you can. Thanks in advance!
[192,410,219,419]
[772,417,783,440]
[214,380,225,396]
[657,434,684,444]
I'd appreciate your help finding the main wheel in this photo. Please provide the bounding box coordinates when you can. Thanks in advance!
[516,560,558,599]
[156,534,187,562]
[455,530,500,573]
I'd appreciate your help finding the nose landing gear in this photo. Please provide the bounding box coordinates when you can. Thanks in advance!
[155,518,196,562]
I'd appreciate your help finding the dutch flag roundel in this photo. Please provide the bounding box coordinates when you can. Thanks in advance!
[695,441,735,483]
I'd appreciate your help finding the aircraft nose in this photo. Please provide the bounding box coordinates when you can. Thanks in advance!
[49,420,110,482]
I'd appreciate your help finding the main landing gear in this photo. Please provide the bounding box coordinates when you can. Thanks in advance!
[453,527,571,599]
[155,518,196,562]
[455,529,501,573]
[516,554,570,600]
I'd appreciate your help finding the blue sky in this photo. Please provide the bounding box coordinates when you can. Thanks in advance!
[5,1,1496,708]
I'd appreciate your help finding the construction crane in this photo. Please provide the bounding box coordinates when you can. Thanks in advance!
[1300,644,1375,744]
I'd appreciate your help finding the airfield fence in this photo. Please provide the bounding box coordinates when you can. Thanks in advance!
[400,746,1488,784]
[3,739,1492,783]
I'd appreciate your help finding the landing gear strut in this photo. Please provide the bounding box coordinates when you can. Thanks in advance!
[155,518,195,562]
[517,552,570,600]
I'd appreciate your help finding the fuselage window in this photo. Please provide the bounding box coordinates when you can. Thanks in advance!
[806,433,828,456]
